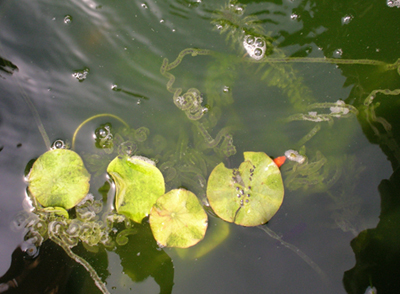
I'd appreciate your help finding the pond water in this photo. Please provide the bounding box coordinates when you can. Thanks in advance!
[1,0,400,293]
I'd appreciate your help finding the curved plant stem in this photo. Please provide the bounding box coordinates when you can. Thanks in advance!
[72,113,129,150]
[48,233,110,294]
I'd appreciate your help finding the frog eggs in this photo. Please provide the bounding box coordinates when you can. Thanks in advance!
[243,35,266,60]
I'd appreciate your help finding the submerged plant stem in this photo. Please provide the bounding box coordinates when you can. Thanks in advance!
[258,225,329,284]
[49,233,110,294]
[254,56,395,67]
[72,113,129,150]
[21,94,51,149]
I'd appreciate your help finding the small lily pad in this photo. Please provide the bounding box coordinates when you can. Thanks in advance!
[207,151,284,226]
[28,149,90,209]
[149,189,208,248]
[107,155,165,223]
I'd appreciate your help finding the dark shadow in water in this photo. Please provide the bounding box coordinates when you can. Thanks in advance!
[114,221,175,294]
[343,168,400,293]
[0,239,108,294]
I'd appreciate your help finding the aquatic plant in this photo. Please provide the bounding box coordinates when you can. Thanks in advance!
[11,1,400,291]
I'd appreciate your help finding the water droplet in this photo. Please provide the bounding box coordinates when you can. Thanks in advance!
[64,15,72,25]
[160,19,165,23]
[172,29,176,32]
[223,86,230,93]
[136,99,141,105]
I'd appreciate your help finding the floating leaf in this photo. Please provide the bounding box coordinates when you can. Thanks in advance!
[150,189,208,248]
[107,155,165,223]
[207,151,284,226]
[28,149,90,209]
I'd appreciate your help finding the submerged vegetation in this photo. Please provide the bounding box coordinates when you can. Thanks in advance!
[9,0,400,293]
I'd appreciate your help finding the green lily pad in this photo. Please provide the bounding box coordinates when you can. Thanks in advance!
[207,151,284,226]
[28,149,90,209]
[107,155,165,223]
[149,189,208,248]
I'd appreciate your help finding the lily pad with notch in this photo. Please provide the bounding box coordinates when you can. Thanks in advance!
[207,151,284,227]
[107,155,165,223]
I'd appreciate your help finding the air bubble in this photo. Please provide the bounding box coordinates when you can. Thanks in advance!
[141,3,148,8]
[52,139,66,149]
[255,39,264,47]
[72,68,89,82]
[254,48,263,57]
[341,15,353,25]
[333,48,343,58]
[290,13,298,20]
[235,6,244,15]
[64,15,72,24]
[21,241,39,259]
[246,36,255,45]
[98,128,107,138]
[223,86,230,93]
[160,19,165,23]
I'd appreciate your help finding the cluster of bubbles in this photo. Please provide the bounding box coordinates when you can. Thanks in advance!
[13,194,138,256]
[286,100,358,125]
[72,67,89,82]
[231,166,254,207]
[243,35,266,60]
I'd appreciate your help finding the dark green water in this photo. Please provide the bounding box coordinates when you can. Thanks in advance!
[1,0,400,293]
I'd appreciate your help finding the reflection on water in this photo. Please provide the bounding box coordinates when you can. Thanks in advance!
[1,0,400,293]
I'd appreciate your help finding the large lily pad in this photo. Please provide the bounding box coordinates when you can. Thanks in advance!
[207,151,284,226]
[28,149,90,209]
[107,155,165,223]
[149,189,208,248]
